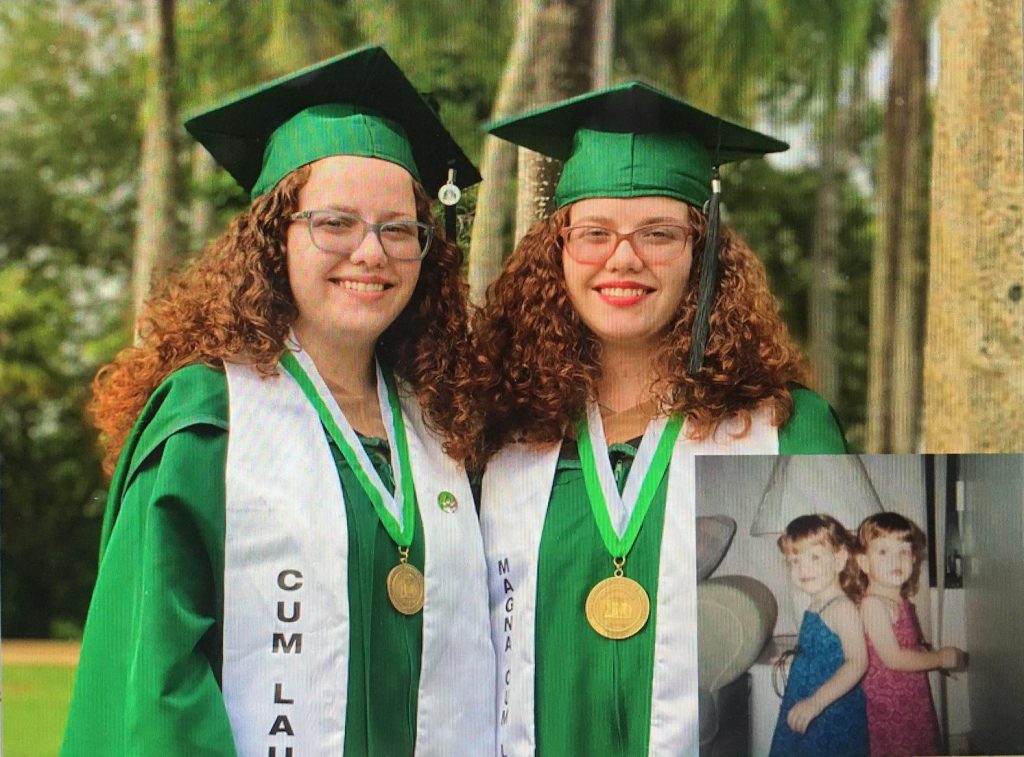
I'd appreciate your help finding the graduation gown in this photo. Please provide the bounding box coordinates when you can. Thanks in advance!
[480,388,846,757]
[62,363,494,756]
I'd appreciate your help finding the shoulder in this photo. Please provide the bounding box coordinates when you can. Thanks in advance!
[119,364,230,485]
[860,594,898,622]
[777,385,848,454]
[822,595,863,634]
[826,595,860,619]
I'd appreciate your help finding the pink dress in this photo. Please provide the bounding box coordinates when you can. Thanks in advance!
[862,598,941,756]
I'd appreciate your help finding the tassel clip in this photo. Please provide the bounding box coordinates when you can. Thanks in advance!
[438,168,460,241]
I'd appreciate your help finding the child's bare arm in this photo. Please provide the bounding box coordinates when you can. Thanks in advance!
[787,599,868,734]
[860,597,964,672]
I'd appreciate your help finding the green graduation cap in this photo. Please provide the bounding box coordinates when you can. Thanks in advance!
[486,80,786,208]
[184,45,481,200]
[486,81,788,373]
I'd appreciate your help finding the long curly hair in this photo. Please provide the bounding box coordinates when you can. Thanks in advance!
[778,513,862,602]
[854,512,928,599]
[470,203,808,461]
[92,165,474,476]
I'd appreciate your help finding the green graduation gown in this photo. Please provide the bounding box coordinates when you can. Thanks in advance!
[61,365,425,756]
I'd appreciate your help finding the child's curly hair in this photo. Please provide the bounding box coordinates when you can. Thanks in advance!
[470,202,809,464]
[91,165,475,475]
[855,512,928,599]
[778,513,862,602]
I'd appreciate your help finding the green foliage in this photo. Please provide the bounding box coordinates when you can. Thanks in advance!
[726,158,874,447]
[0,1,138,637]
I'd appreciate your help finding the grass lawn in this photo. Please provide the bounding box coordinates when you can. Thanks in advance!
[3,662,77,757]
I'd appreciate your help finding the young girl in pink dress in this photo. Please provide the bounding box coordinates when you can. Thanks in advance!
[855,513,966,756]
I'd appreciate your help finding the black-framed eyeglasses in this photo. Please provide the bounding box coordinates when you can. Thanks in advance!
[559,224,693,265]
[289,210,434,261]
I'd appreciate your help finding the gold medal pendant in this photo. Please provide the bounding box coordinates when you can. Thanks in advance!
[585,558,650,639]
[387,546,424,615]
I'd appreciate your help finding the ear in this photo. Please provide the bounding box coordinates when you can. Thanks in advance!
[834,547,849,571]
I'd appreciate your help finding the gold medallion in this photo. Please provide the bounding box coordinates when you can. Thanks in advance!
[585,575,650,639]
[387,562,425,615]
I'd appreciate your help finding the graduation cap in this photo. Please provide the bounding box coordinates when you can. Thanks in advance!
[486,81,788,373]
[184,45,481,221]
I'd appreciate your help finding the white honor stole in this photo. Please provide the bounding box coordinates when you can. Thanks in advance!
[222,354,496,757]
[480,409,778,757]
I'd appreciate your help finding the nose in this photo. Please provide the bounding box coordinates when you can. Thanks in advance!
[604,234,644,272]
[348,227,388,268]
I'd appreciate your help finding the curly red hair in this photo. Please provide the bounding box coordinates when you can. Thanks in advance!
[471,203,808,461]
[92,165,474,476]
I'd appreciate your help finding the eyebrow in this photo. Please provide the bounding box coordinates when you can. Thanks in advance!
[319,204,417,221]
[572,215,689,226]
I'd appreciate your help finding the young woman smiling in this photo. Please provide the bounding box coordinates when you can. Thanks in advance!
[61,48,494,757]
[472,82,847,756]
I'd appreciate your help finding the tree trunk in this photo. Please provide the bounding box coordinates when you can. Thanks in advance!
[132,0,180,327]
[513,0,599,242]
[468,0,543,302]
[867,0,929,452]
[189,142,216,250]
[591,0,615,88]
[923,0,1024,451]
[808,97,841,406]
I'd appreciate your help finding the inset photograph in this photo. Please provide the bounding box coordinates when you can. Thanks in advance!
[695,454,1023,757]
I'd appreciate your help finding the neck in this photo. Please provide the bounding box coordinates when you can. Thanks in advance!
[597,341,659,413]
[867,584,903,602]
[808,582,843,611]
[293,321,377,395]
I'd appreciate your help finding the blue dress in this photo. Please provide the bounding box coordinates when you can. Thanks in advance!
[769,601,869,757]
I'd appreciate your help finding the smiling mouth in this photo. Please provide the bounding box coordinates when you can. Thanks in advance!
[331,279,391,293]
[598,286,651,297]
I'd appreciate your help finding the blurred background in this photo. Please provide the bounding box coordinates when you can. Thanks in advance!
[0,1,1020,754]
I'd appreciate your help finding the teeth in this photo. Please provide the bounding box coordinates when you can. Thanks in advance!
[601,287,648,297]
[339,280,386,292]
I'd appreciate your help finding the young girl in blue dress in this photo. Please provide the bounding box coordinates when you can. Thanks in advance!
[770,514,869,757]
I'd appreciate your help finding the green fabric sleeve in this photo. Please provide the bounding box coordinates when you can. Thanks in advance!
[778,387,849,454]
[61,366,234,756]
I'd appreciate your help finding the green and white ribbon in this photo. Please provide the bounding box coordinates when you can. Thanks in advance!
[280,347,416,547]
[575,402,683,557]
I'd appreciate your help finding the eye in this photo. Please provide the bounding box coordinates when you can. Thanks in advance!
[571,226,614,243]
[315,213,359,234]
[637,225,687,244]
[380,221,421,240]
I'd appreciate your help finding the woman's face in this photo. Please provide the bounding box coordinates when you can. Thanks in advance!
[562,196,694,351]
[287,155,421,348]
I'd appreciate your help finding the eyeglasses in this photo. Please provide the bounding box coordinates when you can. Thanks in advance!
[289,210,434,261]
[559,224,693,265]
